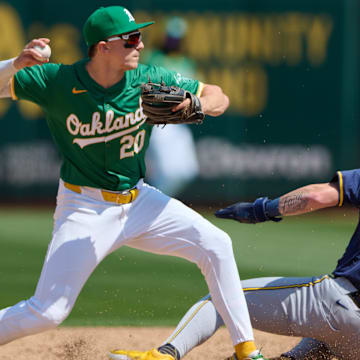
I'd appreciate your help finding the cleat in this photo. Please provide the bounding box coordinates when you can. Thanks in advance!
[109,348,175,360]
[225,352,269,360]
[245,354,268,360]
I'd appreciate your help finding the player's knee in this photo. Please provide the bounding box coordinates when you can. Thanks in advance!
[196,230,234,277]
[27,296,72,330]
[201,227,234,262]
[213,228,233,255]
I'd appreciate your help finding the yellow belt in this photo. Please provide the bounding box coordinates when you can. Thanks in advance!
[64,182,139,204]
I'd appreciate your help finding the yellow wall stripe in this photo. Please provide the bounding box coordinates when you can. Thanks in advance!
[337,171,344,207]
[243,275,329,292]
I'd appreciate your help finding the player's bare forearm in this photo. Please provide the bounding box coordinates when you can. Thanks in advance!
[279,182,339,216]
[199,84,229,116]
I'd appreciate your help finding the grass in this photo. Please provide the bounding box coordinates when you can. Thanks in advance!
[0,206,357,326]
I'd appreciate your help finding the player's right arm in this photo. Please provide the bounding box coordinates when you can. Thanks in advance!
[215,176,342,223]
[0,38,50,98]
[278,182,339,216]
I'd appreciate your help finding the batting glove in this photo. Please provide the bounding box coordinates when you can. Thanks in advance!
[215,197,283,224]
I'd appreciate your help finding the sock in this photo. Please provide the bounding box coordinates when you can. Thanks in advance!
[158,343,180,360]
[234,341,257,359]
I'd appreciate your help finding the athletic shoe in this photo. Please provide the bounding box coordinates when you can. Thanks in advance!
[225,351,268,360]
[108,348,174,360]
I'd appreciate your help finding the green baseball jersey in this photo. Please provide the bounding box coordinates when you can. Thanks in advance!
[11,59,202,191]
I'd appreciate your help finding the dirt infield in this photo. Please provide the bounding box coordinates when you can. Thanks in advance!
[1,327,302,360]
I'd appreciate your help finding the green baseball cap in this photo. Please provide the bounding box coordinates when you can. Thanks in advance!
[83,6,154,46]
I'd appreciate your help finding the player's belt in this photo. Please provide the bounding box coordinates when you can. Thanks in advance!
[349,291,360,308]
[64,182,139,204]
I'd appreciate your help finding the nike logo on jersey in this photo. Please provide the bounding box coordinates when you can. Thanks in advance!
[72,87,88,94]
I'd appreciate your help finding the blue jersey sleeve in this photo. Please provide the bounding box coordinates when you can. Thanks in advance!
[333,169,360,207]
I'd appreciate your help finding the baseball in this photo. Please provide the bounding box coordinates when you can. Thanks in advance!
[33,44,51,61]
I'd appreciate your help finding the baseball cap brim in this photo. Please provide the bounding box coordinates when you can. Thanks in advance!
[111,21,154,36]
[130,21,155,32]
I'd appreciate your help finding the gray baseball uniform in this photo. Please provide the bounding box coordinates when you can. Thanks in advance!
[161,169,360,360]
[165,275,359,359]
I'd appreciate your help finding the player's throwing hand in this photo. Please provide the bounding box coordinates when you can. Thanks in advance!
[13,38,51,70]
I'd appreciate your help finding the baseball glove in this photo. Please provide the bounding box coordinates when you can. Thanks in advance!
[140,81,205,125]
[215,197,283,224]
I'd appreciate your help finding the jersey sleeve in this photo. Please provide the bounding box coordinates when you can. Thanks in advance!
[332,169,360,207]
[144,64,203,96]
[11,63,60,107]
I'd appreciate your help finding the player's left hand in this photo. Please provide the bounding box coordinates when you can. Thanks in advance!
[171,98,191,112]
[215,197,283,224]
[140,81,204,125]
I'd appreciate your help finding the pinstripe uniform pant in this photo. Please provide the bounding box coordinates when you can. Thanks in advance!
[165,275,360,359]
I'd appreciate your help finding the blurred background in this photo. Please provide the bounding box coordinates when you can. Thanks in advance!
[1,0,359,204]
[0,0,360,327]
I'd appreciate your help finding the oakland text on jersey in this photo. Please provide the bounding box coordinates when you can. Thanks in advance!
[66,100,146,149]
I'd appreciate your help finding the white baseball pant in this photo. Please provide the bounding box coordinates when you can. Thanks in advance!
[0,179,253,346]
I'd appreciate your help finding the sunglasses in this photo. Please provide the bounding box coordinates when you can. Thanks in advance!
[106,31,142,48]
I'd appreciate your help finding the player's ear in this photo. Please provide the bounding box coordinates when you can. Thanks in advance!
[97,41,110,54]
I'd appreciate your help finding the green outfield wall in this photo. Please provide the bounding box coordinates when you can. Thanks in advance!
[0,0,359,203]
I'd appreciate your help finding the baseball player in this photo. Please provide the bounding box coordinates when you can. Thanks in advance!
[118,169,360,360]
[0,6,266,360]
